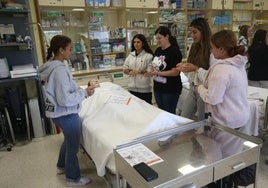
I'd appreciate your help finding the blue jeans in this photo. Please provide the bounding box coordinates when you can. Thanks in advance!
[52,113,81,181]
[154,90,180,114]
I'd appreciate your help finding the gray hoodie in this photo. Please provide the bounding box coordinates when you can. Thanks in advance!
[38,60,88,118]
[198,55,250,128]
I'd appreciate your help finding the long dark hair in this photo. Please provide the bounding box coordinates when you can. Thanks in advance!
[46,35,71,61]
[188,17,211,70]
[131,34,153,55]
[238,25,250,39]
[248,29,267,53]
[155,26,179,48]
[211,30,245,57]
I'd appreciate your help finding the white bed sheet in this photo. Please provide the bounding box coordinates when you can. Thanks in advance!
[246,86,268,135]
[79,82,192,176]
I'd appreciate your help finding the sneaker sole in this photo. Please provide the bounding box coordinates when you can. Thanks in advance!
[67,178,92,187]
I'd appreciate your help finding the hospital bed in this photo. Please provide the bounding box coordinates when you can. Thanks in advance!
[79,82,192,179]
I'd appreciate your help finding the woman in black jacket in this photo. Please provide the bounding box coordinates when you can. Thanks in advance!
[248,29,268,88]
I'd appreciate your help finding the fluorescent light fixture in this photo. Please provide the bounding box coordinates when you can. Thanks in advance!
[178,164,205,175]
[243,141,257,148]
[72,8,85,12]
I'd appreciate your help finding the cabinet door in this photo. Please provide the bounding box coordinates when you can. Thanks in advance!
[224,0,233,9]
[38,0,63,6]
[212,0,233,9]
[126,0,143,8]
[211,0,223,9]
[63,0,85,7]
[253,0,268,10]
[143,0,158,8]
[126,0,158,8]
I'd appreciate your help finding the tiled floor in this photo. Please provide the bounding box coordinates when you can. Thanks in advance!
[0,133,268,188]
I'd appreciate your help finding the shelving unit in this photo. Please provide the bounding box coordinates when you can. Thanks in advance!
[0,0,48,140]
[39,5,90,70]
[87,5,127,69]
[232,0,253,36]
[126,8,159,51]
[0,8,36,67]
[159,7,188,57]
[36,0,268,65]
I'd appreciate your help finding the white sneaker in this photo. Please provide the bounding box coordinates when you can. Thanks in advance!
[67,177,92,187]
[56,167,65,175]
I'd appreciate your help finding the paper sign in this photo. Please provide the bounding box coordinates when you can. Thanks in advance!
[117,143,164,166]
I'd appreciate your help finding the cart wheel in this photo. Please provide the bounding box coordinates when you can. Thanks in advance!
[7,147,12,152]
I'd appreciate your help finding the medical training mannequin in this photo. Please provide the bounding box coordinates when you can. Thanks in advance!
[149,26,182,114]
[176,17,215,121]
[38,35,95,187]
[123,34,153,104]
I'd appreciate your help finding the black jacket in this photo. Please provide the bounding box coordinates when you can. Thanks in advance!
[248,45,268,81]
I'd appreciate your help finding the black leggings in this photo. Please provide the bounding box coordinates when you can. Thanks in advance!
[129,91,152,104]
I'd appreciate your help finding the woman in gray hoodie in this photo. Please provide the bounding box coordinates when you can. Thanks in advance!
[38,35,95,187]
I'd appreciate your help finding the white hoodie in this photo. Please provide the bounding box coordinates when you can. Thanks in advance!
[198,55,250,128]
[123,50,153,93]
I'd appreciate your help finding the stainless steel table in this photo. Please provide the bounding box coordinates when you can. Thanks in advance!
[114,121,262,188]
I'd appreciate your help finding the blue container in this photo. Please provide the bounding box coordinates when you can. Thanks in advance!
[176,0,181,8]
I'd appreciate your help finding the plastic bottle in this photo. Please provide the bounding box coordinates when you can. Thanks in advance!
[83,54,90,70]
[80,38,86,52]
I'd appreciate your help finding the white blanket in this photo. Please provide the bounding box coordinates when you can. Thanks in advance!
[245,86,268,135]
[79,82,192,176]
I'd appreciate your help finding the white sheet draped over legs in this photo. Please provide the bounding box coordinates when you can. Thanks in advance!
[79,82,192,176]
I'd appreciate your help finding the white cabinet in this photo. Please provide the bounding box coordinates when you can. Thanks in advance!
[212,0,233,9]
[63,0,85,7]
[253,0,268,10]
[125,0,158,8]
[38,0,85,7]
[38,0,62,6]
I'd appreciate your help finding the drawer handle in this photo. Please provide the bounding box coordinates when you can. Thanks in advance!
[232,162,246,170]
[180,183,197,188]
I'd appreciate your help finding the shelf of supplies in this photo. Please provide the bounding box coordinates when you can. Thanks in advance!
[0,75,38,84]
[92,51,126,56]
[42,25,85,29]
[126,26,157,29]
[234,0,251,2]
[159,7,185,11]
[0,43,27,50]
[187,8,208,11]
[233,9,253,11]
[87,6,125,10]
[233,20,252,22]
[0,9,29,15]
